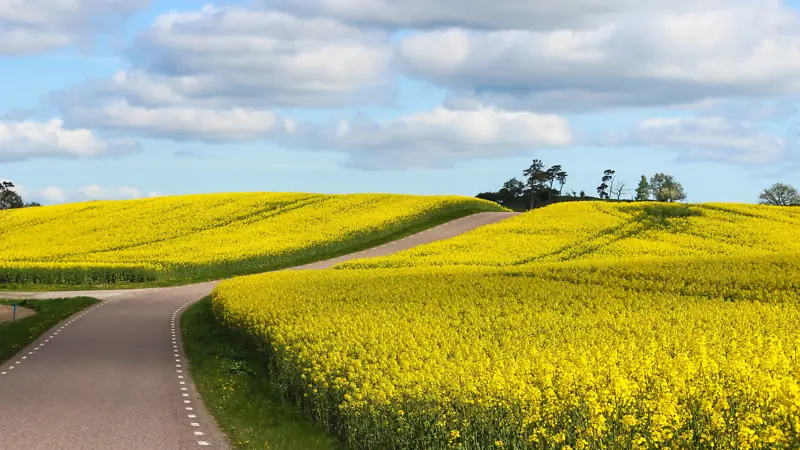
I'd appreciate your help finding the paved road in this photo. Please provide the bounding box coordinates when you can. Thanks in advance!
[0,212,518,449]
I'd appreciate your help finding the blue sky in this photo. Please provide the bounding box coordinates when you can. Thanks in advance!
[1,0,799,204]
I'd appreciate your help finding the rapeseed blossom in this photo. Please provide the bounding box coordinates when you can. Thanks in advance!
[340,202,800,269]
[213,202,800,449]
[0,192,501,284]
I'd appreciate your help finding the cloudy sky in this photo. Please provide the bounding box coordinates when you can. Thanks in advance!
[2,0,799,204]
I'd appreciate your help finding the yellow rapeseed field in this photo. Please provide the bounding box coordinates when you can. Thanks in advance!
[213,202,800,449]
[0,192,503,285]
[339,202,800,269]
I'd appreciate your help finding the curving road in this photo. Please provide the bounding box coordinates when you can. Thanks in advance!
[0,211,518,449]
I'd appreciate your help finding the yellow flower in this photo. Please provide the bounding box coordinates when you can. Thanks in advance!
[0,192,502,283]
[212,201,800,449]
[623,415,638,427]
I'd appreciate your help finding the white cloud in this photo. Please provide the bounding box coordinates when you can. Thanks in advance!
[38,0,800,172]
[77,185,142,200]
[602,116,791,165]
[0,119,141,162]
[0,0,149,55]
[267,0,723,30]
[63,101,296,142]
[297,105,572,169]
[400,1,800,112]
[53,5,395,142]
[58,6,392,111]
[39,186,68,203]
[0,29,72,55]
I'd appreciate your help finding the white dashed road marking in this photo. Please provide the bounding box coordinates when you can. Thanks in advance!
[0,301,108,378]
[172,300,213,446]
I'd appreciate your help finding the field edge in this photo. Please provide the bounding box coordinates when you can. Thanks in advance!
[0,203,505,292]
[181,297,343,450]
[0,297,100,364]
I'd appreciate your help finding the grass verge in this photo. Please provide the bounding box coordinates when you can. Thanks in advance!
[182,297,343,450]
[0,297,99,364]
[0,206,498,292]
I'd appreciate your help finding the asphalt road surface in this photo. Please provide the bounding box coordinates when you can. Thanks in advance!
[0,211,518,449]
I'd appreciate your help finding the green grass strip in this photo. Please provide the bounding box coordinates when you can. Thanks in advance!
[181,297,343,450]
[0,297,99,364]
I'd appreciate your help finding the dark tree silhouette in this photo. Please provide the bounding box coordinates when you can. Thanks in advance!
[0,181,23,210]
[555,170,568,195]
[502,178,525,199]
[597,169,615,199]
[523,159,547,209]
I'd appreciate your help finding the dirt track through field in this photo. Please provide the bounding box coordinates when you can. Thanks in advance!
[0,211,518,450]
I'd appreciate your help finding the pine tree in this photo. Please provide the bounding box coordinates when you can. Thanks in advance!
[635,175,650,201]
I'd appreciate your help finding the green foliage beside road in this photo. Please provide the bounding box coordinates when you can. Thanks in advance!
[0,297,99,364]
[181,297,342,450]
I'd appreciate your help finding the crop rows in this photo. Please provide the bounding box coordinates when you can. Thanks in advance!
[339,202,800,270]
[213,202,800,449]
[0,193,503,285]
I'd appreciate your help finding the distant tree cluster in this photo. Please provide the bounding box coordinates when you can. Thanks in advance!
[480,161,799,209]
[634,173,687,203]
[595,169,632,200]
[477,159,568,210]
[522,160,568,209]
[0,181,40,210]
[477,158,694,210]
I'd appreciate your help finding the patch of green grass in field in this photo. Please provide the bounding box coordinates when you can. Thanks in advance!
[0,205,501,291]
[0,297,99,364]
[182,297,343,450]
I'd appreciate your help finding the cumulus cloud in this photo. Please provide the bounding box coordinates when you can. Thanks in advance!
[266,0,723,30]
[40,0,800,172]
[52,5,395,142]
[56,6,392,111]
[63,101,296,142]
[296,105,572,169]
[0,119,141,162]
[0,0,149,55]
[601,117,791,165]
[401,1,800,112]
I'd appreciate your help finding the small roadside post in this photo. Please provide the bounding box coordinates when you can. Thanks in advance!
[12,303,17,321]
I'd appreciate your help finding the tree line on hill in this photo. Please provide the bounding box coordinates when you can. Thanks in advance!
[477,159,799,211]
[2,170,797,212]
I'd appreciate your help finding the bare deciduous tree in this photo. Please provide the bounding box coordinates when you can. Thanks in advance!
[610,181,629,200]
